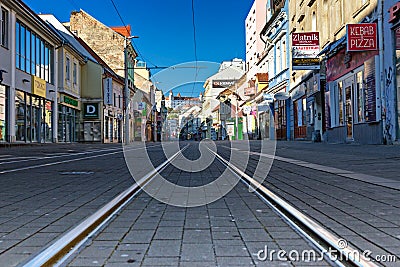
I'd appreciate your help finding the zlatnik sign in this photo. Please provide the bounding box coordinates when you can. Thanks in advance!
[347,23,378,51]
[292,32,320,70]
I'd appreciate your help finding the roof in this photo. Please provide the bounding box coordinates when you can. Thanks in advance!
[39,14,97,63]
[74,36,124,84]
[206,65,244,82]
[111,25,131,37]
[256,73,269,82]
[212,104,220,113]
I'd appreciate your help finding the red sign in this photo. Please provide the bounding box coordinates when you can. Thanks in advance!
[389,2,400,23]
[347,23,378,51]
[292,32,320,70]
[396,27,400,50]
[292,32,319,46]
[244,87,255,96]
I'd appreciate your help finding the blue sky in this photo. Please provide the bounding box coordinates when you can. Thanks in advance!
[24,0,254,95]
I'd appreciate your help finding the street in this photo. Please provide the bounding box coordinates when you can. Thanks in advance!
[0,142,398,266]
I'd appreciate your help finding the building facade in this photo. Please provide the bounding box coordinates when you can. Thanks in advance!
[0,0,62,143]
[383,0,400,144]
[68,10,139,143]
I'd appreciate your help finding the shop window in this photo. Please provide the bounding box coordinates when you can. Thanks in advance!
[105,117,109,139]
[1,8,8,48]
[0,85,6,141]
[338,81,344,125]
[15,20,54,83]
[15,90,25,141]
[274,100,287,140]
[45,100,52,142]
[356,71,365,123]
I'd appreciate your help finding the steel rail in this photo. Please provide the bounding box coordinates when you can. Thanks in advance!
[21,145,188,267]
[210,148,379,267]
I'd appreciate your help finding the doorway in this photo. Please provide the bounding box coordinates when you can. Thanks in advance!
[343,77,354,140]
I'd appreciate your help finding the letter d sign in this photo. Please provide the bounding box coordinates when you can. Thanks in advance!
[87,105,95,114]
[84,103,99,118]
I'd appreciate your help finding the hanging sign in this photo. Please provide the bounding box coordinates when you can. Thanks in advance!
[292,32,320,70]
[347,23,378,51]
[104,77,113,105]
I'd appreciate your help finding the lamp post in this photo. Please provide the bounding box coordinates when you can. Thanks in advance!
[235,83,239,141]
[124,35,139,145]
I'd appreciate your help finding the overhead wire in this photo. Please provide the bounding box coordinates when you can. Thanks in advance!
[109,0,157,68]
[190,0,199,102]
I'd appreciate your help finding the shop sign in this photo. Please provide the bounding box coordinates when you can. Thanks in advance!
[138,102,145,110]
[212,80,236,88]
[63,95,78,107]
[83,103,99,119]
[104,77,113,105]
[226,123,235,136]
[396,27,400,50]
[263,93,274,103]
[389,2,400,23]
[244,87,255,96]
[31,75,46,98]
[274,91,290,100]
[292,32,320,70]
[243,105,252,114]
[347,23,378,51]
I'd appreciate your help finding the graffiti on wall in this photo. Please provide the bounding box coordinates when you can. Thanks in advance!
[384,66,394,144]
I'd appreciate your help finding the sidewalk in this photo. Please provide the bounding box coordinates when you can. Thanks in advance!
[256,141,400,266]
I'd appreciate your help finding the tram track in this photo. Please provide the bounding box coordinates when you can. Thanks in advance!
[20,144,188,267]
[209,146,379,267]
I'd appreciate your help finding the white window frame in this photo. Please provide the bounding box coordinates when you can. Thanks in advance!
[1,7,9,48]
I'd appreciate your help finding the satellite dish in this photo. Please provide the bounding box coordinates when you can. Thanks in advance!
[274,92,290,100]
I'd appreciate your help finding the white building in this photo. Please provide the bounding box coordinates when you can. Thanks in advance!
[165,91,202,110]
[245,0,268,78]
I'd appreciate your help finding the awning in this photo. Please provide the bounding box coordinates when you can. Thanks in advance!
[318,35,346,56]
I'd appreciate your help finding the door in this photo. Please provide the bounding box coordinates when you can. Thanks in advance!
[344,77,354,140]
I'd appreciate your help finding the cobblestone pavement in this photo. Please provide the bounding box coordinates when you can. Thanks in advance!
[258,141,400,266]
[0,141,399,266]
[66,143,331,267]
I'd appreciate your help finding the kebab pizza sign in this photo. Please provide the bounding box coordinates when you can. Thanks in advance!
[347,23,378,52]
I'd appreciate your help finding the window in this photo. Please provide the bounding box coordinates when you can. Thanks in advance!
[282,40,287,70]
[73,62,77,84]
[276,41,281,73]
[338,81,344,125]
[66,57,70,81]
[312,11,317,31]
[1,8,9,48]
[356,71,365,123]
[15,20,54,83]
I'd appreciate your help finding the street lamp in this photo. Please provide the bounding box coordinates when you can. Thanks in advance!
[124,35,139,145]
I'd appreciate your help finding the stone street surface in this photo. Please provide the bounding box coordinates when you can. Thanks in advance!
[0,141,399,267]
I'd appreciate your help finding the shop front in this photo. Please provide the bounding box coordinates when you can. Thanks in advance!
[325,46,380,144]
[384,1,400,143]
[82,102,101,142]
[58,94,80,142]
[291,84,307,140]
[104,109,122,143]
[0,85,7,142]
[15,76,53,143]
